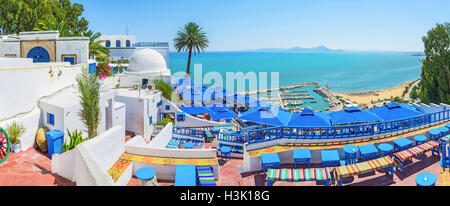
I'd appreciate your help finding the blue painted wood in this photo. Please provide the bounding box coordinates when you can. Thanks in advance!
[27,46,50,63]
[63,56,75,65]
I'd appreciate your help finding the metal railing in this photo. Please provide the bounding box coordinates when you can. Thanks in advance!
[216,131,248,144]
[173,127,205,138]
[247,109,450,144]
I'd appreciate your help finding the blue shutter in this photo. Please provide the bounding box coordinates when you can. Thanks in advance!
[47,113,55,125]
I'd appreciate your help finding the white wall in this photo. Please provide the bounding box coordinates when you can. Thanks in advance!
[56,39,89,64]
[0,107,41,151]
[72,126,131,186]
[0,59,82,121]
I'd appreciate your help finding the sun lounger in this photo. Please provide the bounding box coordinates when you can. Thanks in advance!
[196,166,216,186]
[204,130,215,142]
[266,168,331,186]
[393,140,440,173]
[334,156,395,186]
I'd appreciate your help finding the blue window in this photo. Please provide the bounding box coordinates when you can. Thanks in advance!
[105,40,111,48]
[88,63,97,74]
[165,105,170,110]
[63,56,75,65]
[116,40,121,48]
[47,113,55,125]
[157,101,162,108]
[149,116,153,125]
[126,40,131,47]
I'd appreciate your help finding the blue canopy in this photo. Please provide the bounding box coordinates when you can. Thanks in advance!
[287,108,331,127]
[180,105,213,115]
[330,106,383,125]
[208,106,238,120]
[238,106,292,126]
[369,102,422,121]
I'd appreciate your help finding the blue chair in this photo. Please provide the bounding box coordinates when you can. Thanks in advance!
[219,146,231,161]
[429,129,441,141]
[293,149,311,168]
[261,153,280,178]
[321,150,340,167]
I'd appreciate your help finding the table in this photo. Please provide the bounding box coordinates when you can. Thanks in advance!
[293,149,311,168]
[321,150,340,167]
[358,144,378,161]
[219,146,231,161]
[414,135,427,146]
[343,145,358,165]
[261,153,280,177]
[175,165,197,186]
[393,138,413,152]
[183,142,195,149]
[136,167,157,186]
[378,143,394,157]
[429,129,441,140]
[439,127,449,136]
[416,172,436,186]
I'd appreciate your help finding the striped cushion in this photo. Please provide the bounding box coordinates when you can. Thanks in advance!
[219,144,243,154]
[441,135,450,143]
[335,156,395,179]
[166,137,204,149]
[267,168,331,182]
[197,166,216,186]
[393,140,439,162]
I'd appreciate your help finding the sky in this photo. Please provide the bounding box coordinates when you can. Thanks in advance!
[73,0,450,52]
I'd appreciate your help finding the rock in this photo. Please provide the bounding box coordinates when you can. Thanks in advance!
[35,127,48,152]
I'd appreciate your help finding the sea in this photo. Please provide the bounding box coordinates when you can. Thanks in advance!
[169,52,424,111]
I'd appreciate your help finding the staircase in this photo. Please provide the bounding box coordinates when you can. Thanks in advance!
[196,166,216,186]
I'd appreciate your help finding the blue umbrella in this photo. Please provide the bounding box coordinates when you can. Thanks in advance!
[238,106,292,126]
[287,108,331,127]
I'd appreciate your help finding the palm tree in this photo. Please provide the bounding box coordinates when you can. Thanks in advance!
[34,17,69,36]
[174,22,209,75]
[76,68,101,139]
[83,30,110,59]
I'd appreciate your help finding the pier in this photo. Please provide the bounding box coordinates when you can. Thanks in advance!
[236,82,318,95]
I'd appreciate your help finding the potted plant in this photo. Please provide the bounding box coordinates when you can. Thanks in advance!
[5,121,26,153]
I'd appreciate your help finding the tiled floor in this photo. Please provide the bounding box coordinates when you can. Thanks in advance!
[0,148,75,186]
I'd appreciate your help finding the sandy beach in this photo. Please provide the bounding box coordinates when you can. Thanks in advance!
[331,80,419,106]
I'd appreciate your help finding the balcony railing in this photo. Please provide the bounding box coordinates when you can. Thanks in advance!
[133,42,169,48]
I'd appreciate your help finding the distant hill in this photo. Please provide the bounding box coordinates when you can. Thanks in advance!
[249,46,345,53]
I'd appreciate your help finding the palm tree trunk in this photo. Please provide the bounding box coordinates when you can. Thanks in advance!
[186,47,192,75]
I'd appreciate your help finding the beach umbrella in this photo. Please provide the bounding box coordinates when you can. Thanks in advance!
[238,106,292,126]
[368,102,422,121]
[287,108,331,127]
[330,106,383,125]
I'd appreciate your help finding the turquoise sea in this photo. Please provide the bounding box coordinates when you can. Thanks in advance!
[169,52,423,111]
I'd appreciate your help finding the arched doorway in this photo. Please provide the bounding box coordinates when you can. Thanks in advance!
[27,46,50,63]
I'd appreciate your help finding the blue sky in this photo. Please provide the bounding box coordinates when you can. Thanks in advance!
[74,0,450,52]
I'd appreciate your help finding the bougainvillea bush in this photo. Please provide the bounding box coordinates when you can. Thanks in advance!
[96,58,114,80]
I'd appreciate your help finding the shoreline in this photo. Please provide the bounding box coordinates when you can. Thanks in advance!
[330,79,420,106]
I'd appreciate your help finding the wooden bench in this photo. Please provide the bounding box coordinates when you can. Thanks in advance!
[335,156,395,186]
[393,140,440,173]
[266,168,331,186]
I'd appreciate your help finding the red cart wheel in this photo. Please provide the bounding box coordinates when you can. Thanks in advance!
[0,128,10,164]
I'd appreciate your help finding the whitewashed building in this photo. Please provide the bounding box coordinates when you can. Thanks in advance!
[0,31,89,65]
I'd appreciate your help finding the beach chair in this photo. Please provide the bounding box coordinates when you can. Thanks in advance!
[196,166,216,186]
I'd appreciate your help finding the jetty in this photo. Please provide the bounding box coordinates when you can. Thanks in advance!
[236,82,318,95]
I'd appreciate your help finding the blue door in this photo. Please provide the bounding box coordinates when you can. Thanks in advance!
[27,47,50,63]
[63,56,75,65]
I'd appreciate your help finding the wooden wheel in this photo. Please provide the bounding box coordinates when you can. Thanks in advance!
[0,128,10,164]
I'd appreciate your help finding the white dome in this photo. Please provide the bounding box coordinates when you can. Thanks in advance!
[127,49,168,73]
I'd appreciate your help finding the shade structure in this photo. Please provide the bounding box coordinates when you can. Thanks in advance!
[238,106,292,126]
[180,105,213,115]
[368,103,422,121]
[287,108,331,127]
[208,106,238,121]
[330,106,383,125]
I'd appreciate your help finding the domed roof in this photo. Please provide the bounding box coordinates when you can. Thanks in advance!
[127,49,168,73]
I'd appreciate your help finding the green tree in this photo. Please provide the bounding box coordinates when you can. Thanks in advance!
[174,22,209,75]
[83,30,110,59]
[76,68,101,139]
[34,16,69,36]
[419,23,450,104]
